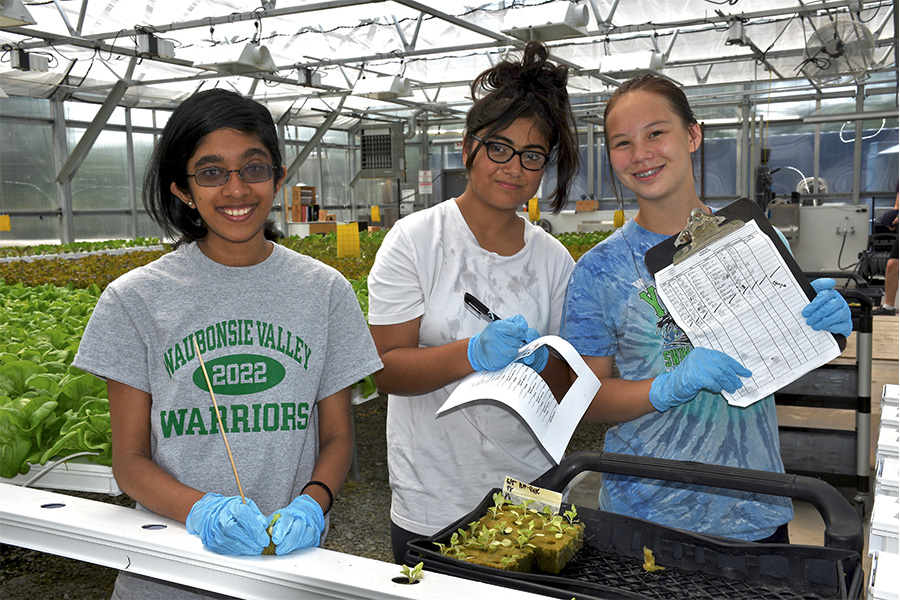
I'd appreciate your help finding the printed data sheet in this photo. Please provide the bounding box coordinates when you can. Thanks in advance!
[654,219,841,407]
[436,335,600,463]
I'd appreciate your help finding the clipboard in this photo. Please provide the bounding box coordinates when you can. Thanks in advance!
[644,197,846,350]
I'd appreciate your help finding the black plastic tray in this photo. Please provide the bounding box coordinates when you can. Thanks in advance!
[405,452,864,600]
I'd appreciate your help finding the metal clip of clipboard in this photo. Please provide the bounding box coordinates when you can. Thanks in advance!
[672,208,743,265]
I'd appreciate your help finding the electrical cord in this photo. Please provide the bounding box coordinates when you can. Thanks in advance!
[836,229,860,271]
[20,451,101,488]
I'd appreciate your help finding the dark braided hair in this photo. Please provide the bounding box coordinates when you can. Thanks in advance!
[465,41,579,213]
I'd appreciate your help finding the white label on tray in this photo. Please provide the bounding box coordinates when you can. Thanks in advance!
[503,476,562,513]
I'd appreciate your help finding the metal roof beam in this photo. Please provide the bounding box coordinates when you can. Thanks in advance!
[296,41,501,70]
[393,0,589,72]
[80,0,383,42]
[8,28,195,68]
[74,0,89,37]
[56,58,136,183]
[392,0,519,47]
[587,0,621,33]
[392,13,424,52]
[588,0,888,36]
[50,0,78,37]
[284,94,348,180]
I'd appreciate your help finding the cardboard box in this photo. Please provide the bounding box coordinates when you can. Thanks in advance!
[575,200,599,212]
[323,213,337,222]
[308,222,337,235]
[368,226,382,233]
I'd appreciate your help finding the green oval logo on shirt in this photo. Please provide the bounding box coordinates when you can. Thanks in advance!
[192,354,285,395]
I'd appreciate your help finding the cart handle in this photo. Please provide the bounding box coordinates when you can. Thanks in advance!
[803,271,876,308]
[531,451,863,554]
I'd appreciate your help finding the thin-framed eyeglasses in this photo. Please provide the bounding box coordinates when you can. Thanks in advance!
[187,163,275,187]
[470,135,549,171]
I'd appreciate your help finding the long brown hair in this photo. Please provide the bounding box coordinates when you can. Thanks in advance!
[602,74,700,205]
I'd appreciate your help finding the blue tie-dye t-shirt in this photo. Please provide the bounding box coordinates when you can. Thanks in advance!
[561,218,793,541]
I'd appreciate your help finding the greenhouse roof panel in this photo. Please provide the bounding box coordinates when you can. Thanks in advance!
[0,0,894,128]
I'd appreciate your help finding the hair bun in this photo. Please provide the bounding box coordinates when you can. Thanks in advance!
[474,41,568,100]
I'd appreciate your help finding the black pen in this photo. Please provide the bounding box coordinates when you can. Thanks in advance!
[463,292,563,361]
[464,292,501,323]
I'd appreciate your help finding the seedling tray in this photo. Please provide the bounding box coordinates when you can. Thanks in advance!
[406,452,864,600]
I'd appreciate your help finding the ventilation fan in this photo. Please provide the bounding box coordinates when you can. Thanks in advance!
[800,18,875,84]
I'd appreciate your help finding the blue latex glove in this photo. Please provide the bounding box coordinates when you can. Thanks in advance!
[268,494,325,555]
[801,278,853,338]
[467,314,531,371]
[186,493,269,555]
[516,326,549,373]
[648,347,752,412]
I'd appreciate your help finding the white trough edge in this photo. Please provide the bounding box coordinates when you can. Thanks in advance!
[0,483,548,600]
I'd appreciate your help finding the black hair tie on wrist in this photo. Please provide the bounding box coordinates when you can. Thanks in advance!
[303,480,334,516]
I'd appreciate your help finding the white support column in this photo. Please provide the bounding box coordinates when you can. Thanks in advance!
[51,91,73,244]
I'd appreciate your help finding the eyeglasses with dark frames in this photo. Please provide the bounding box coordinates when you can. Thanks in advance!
[470,135,549,171]
[187,163,275,187]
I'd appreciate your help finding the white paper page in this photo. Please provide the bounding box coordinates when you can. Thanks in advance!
[654,219,841,407]
[436,335,600,463]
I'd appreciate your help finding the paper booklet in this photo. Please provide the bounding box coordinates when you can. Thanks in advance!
[436,335,600,463]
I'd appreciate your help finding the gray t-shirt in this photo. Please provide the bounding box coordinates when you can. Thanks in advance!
[74,242,382,600]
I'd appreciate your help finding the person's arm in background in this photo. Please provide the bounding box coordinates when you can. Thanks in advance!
[540,354,573,402]
[578,349,750,423]
[306,388,353,509]
[893,193,898,228]
[578,355,655,422]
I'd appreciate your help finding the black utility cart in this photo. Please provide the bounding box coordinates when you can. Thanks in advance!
[406,452,865,600]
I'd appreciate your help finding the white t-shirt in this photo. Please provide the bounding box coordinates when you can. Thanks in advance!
[367,199,575,535]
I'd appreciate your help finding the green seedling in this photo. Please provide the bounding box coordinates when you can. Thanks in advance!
[400,562,424,584]
[500,554,524,566]
[514,523,539,548]
[474,526,500,551]
[548,515,573,538]
[262,513,282,555]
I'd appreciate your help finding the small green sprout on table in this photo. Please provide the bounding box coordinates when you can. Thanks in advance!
[400,561,424,584]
